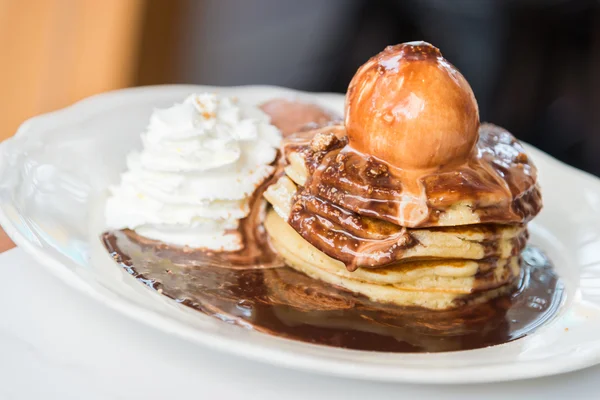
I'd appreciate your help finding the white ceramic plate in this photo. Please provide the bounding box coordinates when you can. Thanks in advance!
[2,85,600,384]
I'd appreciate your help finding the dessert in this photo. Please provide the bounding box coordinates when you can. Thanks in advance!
[263,42,542,310]
[103,42,562,353]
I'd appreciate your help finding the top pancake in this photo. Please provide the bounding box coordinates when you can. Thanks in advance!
[282,123,542,228]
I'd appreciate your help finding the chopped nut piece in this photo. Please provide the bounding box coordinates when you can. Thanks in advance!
[515,152,529,164]
[396,232,410,247]
[365,159,388,178]
[310,132,337,152]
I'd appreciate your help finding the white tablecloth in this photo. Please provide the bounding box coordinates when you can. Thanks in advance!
[0,248,595,400]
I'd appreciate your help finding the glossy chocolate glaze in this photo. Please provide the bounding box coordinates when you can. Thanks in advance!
[285,124,541,229]
[103,232,562,353]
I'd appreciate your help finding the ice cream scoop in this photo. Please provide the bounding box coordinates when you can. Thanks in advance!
[345,41,479,170]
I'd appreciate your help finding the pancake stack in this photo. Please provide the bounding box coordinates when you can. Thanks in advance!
[263,42,542,310]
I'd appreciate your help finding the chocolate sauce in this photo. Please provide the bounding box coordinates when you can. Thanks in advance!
[259,99,341,136]
[286,124,541,230]
[103,231,562,353]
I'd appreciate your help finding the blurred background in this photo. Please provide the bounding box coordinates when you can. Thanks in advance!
[2,0,600,175]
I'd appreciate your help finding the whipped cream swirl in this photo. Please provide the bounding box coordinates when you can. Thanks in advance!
[105,93,282,250]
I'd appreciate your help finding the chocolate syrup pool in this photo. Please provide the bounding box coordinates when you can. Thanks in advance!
[103,230,563,353]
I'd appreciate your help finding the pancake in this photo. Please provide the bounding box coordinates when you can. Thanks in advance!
[265,210,519,310]
[265,176,527,269]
